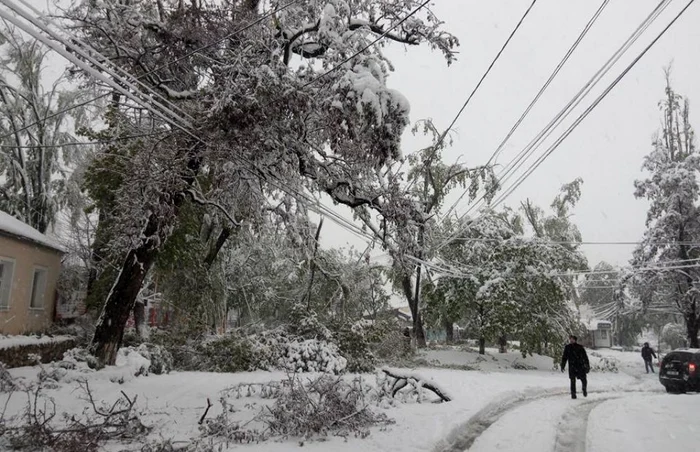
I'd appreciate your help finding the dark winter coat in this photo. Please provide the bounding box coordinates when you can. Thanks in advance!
[641,345,657,361]
[561,343,590,378]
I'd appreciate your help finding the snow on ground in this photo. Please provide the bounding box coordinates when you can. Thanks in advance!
[0,334,74,350]
[418,346,557,372]
[2,347,693,451]
[588,393,700,452]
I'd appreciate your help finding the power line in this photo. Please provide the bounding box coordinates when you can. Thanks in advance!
[404,0,538,194]
[0,0,300,142]
[490,0,696,209]
[435,0,674,252]
[0,0,194,129]
[4,0,443,253]
[441,0,610,220]
[447,238,700,246]
[9,0,193,121]
[463,0,672,219]
[0,132,170,148]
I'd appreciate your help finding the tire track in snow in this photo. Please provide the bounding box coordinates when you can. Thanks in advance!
[432,387,569,452]
[553,396,618,452]
[433,387,649,452]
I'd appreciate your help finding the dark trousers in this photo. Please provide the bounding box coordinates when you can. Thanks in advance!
[644,359,655,373]
[570,375,587,397]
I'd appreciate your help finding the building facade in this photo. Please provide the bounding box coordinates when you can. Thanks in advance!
[0,211,64,334]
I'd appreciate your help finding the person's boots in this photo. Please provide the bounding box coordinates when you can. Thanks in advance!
[583,387,587,397]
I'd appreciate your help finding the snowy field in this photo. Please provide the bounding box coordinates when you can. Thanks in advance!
[3,347,696,451]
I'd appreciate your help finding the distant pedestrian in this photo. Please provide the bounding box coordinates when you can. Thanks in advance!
[561,335,590,399]
[641,342,657,374]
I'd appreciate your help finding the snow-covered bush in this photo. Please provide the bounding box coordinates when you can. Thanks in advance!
[263,374,390,438]
[133,343,172,375]
[276,338,347,374]
[62,346,98,369]
[198,335,256,373]
[0,361,15,392]
[661,323,686,350]
[332,321,376,373]
[118,347,152,376]
[287,304,332,340]
[590,356,619,373]
[370,330,413,364]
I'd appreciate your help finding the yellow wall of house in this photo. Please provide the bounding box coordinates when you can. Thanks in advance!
[0,234,62,334]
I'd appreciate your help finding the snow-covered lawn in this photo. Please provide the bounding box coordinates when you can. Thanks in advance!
[2,347,695,451]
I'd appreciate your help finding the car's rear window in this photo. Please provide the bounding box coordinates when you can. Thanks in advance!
[665,352,693,363]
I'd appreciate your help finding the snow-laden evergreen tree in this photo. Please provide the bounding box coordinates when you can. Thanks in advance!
[631,75,700,348]
[59,0,458,364]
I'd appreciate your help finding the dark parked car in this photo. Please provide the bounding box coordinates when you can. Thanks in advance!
[659,349,700,393]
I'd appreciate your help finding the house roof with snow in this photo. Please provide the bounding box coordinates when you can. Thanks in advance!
[586,319,612,331]
[0,210,65,253]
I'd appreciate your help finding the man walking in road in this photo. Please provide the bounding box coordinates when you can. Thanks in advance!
[561,335,590,399]
[641,342,657,374]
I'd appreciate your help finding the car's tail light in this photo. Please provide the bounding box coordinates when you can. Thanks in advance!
[689,363,697,374]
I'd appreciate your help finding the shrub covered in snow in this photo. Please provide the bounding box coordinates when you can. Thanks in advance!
[276,338,347,374]
[197,335,257,373]
[0,361,15,392]
[62,346,98,369]
[590,355,619,373]
[287,304,333,340]
[661,323,686,350]
[263,374,390,438]
[331,320,376,372]
[133,343,172,375]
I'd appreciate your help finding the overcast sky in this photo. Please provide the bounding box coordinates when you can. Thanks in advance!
[26,0,700,269]
[317,0,700,269]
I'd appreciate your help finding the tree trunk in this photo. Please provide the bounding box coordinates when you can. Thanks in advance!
[90,212,164,366]
[413,311,427,347]
[687,312,699,348]
[498,335,507,353]
[203,225,232,268]
[444,318,454,344]
[478,337,486,355]
[401,275,427,347]
[133,300,147,341]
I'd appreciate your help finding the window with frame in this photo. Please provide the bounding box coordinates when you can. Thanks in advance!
[600,329,608,340]
[29,267,48,309]
[0,259,14,310]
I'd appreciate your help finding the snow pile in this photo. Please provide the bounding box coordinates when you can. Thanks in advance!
[116,347,151,376]
[0,334,75,350]
[418,346,557,372]
[39,346,168,385]
[589,352,620,373]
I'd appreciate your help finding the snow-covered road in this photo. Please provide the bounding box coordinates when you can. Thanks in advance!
[437,387,699,452]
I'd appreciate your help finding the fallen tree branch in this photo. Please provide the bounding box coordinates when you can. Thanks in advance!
[381,368,451,402]
[199,398,213,425]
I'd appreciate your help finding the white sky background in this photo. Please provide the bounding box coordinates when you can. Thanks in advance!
[315,0,700,269]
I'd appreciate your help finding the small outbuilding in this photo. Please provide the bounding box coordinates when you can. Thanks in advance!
[585,319,613,349]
